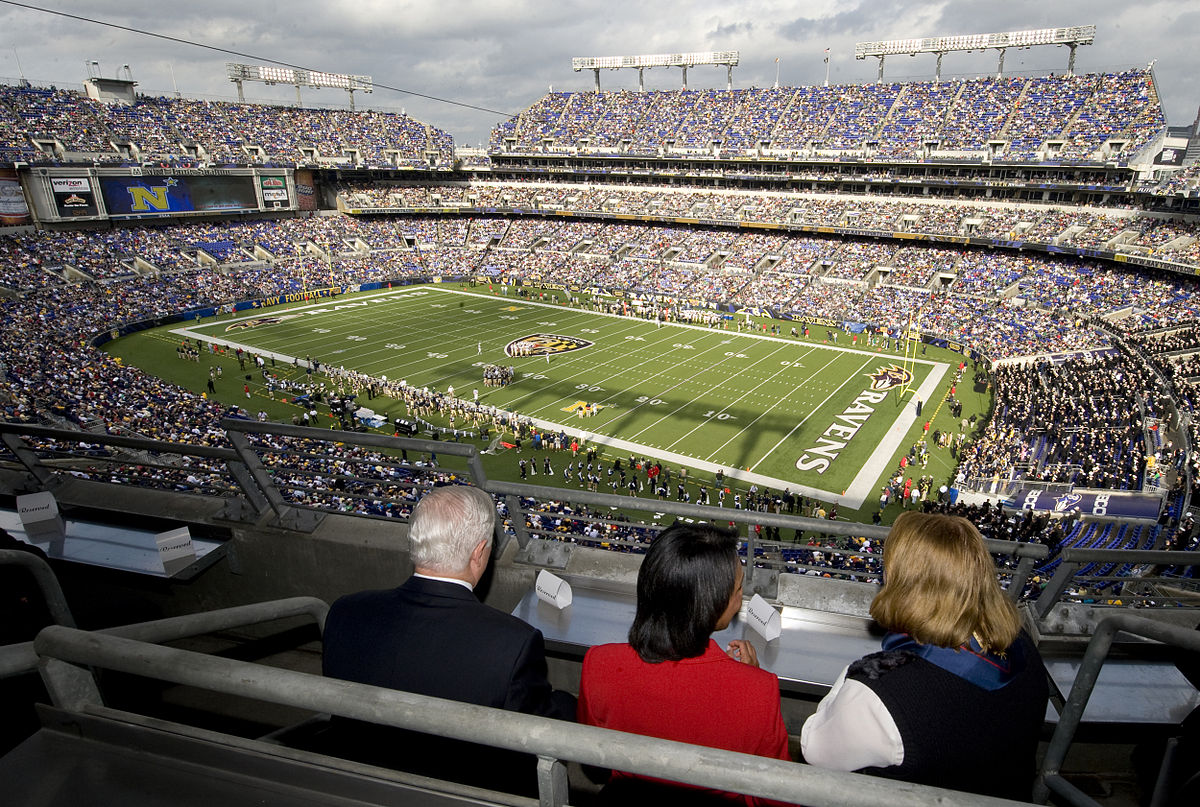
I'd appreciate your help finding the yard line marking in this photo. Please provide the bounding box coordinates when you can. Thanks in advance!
[749,355,876,469]
[630,340,798,443]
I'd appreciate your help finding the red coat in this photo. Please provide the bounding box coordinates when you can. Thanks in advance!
[579,640,790,805]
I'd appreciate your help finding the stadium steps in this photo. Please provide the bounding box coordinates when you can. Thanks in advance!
[871,83,907,143]
[935,81,969,144]
[995,76,1033,143]
[1058,85,1099,149]
[1183,134,1200,166]
[767,88,803,146]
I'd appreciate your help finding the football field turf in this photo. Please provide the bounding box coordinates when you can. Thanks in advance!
[171,284,950,508]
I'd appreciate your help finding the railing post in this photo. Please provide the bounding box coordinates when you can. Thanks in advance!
[745,522,757,587]
[536,755,568,807]
[1035,615,1200,805]
[225,428,322,532]
[1008,554,1037,602]
[1034,561,1081,618]
[224,458,272,519]
[39,655,102,711]
[505,493,532,550]
[0,549,75,629]
[2,431,56,487]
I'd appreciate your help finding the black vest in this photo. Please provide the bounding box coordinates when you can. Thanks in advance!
[849,632,1048,801]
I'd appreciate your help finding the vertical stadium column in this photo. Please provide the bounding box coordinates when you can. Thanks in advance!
[744,523,757,588]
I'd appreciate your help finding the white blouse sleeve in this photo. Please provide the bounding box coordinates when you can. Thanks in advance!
[800,665,904,771]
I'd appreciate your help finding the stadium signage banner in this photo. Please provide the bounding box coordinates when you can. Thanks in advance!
[259,286,342,307]
[796,364,913,474]
[1154,145,1186,166]
[294,169,316,212]
[1010,489,1161,521]
[791,315,839,328]
[0,168,31,226]
[51,177,90,192]
[99,175,259,217]
[259,175,290,204]
[129,167,240,176]
[50,176,98,218]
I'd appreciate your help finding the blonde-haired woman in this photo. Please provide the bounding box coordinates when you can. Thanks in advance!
[801,511,1048,801]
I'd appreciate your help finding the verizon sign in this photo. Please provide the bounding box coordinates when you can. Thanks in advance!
[51,177,91,193]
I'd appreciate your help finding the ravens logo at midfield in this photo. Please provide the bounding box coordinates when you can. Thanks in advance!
[505,333,593,357]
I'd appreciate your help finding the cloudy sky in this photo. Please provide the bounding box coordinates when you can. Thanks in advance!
[0,0,1194,147]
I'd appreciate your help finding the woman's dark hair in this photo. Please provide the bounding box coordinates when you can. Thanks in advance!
[628,522,740,663]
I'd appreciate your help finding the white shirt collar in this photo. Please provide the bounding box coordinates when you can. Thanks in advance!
[414,571,474,591]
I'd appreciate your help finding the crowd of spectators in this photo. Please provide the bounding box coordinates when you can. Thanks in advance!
[336,180,1200,272]
[2,202,1200,558]
[955,350,1164,489]
[11,205,1200,362]
[490,70,1164,164]
[0,84,454,167]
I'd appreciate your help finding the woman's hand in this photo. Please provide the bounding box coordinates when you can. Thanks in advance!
[725,639,759,667]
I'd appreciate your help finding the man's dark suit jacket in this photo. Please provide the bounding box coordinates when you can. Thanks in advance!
[318,575,575,791]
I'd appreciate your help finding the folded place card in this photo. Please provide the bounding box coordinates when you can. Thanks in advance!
[156,526,197,574]
[17,491,66,541]
[535,569,572,609]
[746,593,782,642]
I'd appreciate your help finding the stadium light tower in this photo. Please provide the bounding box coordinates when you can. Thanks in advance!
[225,63,373,109]
[572,51,740,93]
[855,25,1096,83]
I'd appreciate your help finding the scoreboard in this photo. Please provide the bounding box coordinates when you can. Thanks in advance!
[19,167,302,223]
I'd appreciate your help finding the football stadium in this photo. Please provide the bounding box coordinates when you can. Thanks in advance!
[1,11,1200,807]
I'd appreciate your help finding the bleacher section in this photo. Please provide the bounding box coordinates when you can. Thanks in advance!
[0,85,454,168]
[491,70,1165,164]
[337,182,1200,270]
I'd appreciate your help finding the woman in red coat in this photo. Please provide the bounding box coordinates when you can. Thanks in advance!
[578,522,790,805]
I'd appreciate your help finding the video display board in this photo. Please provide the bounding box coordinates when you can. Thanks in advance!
[99,175,259,217]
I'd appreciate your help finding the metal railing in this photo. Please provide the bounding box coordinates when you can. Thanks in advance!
[11,419,1200,612]
[0,596,327,680]
[0,548,75,631]
[1033,548,1200,616]
[32,625,1033,807]
[1034,614,1200,805]
[959,477,1074,499]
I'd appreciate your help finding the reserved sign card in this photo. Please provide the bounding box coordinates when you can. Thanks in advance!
[535,569,572,609]
[746,593,782,642]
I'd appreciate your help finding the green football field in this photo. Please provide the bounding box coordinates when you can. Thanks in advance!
[162,284,956,508]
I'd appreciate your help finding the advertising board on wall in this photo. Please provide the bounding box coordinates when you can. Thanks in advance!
[0,168,31,226]
[259,175,290,206]
[294,169,316,211]
[50,176,99,217]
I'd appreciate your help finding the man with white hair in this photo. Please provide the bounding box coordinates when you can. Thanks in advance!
[321,484,575,788]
